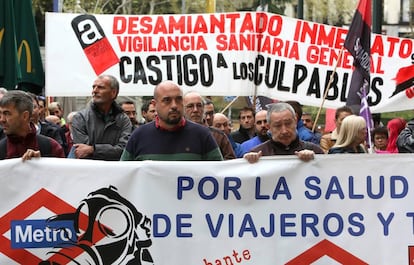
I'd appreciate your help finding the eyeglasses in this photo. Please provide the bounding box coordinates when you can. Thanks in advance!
[185,103,203,110]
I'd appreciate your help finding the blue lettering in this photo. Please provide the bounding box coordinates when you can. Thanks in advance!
[199,177,219,199]
[280,214,297,236]
[349,176,364,199]
[206,213,224,237]
[406,212,414,234]
[177,176,194,199]
[224,177,241,200]
[323,213,343,236]
[391,176,408,198]
[304,176,321,200]
[301,213,319,236]
[367,175,384,199]
[238,214,257,237]
[272,177,292,200]
[325,176,344,199]
[153,214,171,237]
[348,213,364,236]
[255,177,270,199]
[176,214,192,237]
[260,214,275,237]
[377,212,394,235]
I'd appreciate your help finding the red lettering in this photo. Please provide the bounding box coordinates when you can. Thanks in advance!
[334,28,347,49]
[267,14,283,36]
[128,17,139,34]
[307,45,319,63]
[193,15,208,34]
[112,16,126,34]
[140,16,153,34]
[153,16,168,34]
[400,39,413,58]
[256,12,268,33]
[240,13,254,33]
[225,13,240,33]
[371,35,384,56]
[168,16,186,33]
[386,36,400,57]
[216,35,227,51]
[293,20,302,42]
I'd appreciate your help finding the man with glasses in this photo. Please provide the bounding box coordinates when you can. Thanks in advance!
[203,99,215,127]
[243,102,324,163]
[183,91,235,160]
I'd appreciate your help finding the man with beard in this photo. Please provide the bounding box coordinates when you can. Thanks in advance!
[120,81,223,161]
[240,110,270,155]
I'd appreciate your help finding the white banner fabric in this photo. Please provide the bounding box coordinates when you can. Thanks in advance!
[1,154,414,264]
[45,12,414,112]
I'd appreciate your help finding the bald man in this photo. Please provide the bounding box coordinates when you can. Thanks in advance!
[212,113,244,158]
[120,81,223,161]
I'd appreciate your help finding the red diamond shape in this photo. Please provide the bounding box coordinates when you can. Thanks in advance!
[0,188,105,264]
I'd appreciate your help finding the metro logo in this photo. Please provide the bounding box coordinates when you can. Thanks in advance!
[0,188,106,264]
[11,219,76,249]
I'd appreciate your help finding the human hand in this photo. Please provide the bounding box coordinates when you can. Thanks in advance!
[243,151,262,164]
[73,144,94,159]
[294,150,315,162]
[22,149,41,161]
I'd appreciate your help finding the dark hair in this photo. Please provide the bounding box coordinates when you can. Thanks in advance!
[335,106,353,120]
[119,100,135,107]
[141,99,153,113]
[238,106,255,119]
[372,126,388,141]
[0,90,33,115]
[204,98,213,106]
[285,100,302,119]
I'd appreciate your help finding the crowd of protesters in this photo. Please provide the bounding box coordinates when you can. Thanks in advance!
[0,75,413,162]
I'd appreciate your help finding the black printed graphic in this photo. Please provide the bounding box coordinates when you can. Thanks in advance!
[39,186,153,265]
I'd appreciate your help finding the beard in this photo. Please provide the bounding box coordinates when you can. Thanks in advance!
[164,116,181,125]
[160,110,182,125]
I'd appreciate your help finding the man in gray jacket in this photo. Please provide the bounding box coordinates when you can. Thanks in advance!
[71,75,131,160]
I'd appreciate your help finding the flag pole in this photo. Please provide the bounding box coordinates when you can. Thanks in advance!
[220,96,239,114]
[312,46,345,132]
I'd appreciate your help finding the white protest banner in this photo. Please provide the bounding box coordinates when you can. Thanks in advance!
[1,154,414,264]
[45,12,414,112]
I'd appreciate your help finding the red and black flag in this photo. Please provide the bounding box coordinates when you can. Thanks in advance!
[390,64,414,98]
[344,0,372,109]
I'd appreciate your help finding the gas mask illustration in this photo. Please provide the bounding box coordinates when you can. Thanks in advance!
[39,186,154,265]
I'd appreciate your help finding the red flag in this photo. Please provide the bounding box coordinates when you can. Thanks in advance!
[344,0,372,108]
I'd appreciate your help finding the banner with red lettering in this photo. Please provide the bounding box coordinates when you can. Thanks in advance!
[45,12,414,112]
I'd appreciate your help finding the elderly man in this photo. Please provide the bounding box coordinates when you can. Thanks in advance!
[244,102,324,163]
[120,81,223,161]
[212,113,244,158]
[71,75,131,160]
[183,91,235,160]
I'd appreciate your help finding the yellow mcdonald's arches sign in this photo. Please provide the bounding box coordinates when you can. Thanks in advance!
[17,40,32,73]
[0,27,32,73]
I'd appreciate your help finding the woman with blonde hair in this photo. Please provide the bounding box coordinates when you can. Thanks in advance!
[328,115,367,154]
